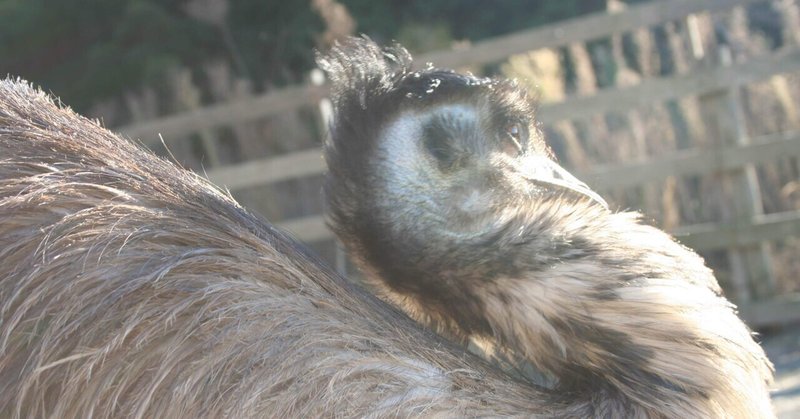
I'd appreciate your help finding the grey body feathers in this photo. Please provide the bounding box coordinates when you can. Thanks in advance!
[0,78,562,417]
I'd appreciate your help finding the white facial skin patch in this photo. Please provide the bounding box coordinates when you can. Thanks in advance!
[375,103,481,211]
[375,104,509,240]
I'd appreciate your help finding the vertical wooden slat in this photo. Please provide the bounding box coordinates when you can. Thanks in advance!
[696,40,775,302]
[172,68,223,168]
[310,68,347,276]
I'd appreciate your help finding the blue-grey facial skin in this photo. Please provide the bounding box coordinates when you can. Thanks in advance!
[320,37,775,418]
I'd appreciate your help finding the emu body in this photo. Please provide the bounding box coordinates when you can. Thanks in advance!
[0,79,558,417]
[321,38,775,418]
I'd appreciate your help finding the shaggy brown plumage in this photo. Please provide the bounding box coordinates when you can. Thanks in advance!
[321,38,775,418]
[0,78,569,417]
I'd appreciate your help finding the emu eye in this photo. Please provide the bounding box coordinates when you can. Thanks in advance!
[502,122,527,156]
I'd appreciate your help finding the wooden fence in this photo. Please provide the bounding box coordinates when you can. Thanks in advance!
[118,0,800,327]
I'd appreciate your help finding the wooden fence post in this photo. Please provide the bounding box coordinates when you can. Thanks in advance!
[310,68,348,277]
[696,42,775,302]
[171,68,223,168]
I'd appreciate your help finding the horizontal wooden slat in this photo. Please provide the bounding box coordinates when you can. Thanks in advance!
[203,129,800,196]
[276,215,330,243]
[272,216,800,329]
[739,294,800,328]
[417,0,764,69]
[197,62,800,193]
[270,218,800,328]
[207,148,325,190]
[580,131,800,189]
[116,0,767,143]
[274,209,800,252]
[216,135,800,248]
[118,44,800,153]
[674,210,800,251]
[119,84,328,145]
[537,46,800,123]
[272,215,800,329]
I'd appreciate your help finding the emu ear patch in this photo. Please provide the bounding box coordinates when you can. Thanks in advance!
[423,121,459,171]
[419,105,477,172]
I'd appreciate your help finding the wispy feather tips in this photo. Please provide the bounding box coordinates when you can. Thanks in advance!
[316,36,412,109]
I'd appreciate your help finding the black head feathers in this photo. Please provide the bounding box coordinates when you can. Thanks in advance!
[316,37,531,125]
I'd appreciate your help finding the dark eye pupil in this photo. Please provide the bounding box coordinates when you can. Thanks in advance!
[504,122,525,155]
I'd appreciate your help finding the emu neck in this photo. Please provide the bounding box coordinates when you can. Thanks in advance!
[374,205,773,418]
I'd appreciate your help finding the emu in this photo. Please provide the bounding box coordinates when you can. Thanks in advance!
[0,79,559,417]
[320,38,775,418]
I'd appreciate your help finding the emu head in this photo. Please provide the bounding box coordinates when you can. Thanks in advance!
[318,41,777,419]
[319,38,608,329]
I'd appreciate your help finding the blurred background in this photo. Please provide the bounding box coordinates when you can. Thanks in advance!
[2,0,799,414]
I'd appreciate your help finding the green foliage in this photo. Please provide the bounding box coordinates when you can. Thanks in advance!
[227,0,323,89]
[0,0,322,111]
[1,0,223,110]
[0,0,606,112]
[341,0,605,45]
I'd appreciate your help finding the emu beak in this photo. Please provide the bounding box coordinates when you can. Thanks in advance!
[519,156,609,209]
